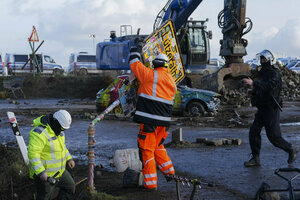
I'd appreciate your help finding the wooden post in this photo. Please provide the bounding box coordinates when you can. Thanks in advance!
[172,128,183,143]
[87,124,96,192]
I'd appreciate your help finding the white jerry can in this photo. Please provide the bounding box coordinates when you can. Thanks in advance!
[112,148,142,172]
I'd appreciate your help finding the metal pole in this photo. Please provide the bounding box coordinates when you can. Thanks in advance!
[29,42,41,75]
[93,37,95,49]
[289,181,295,200]
[86,79,135,193]
[89,34,95,50]
[87,99,121,193]
[22,40,44,70]
[176,180,181,200]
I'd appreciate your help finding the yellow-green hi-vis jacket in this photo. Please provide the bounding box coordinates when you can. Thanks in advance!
[28,115,72,179]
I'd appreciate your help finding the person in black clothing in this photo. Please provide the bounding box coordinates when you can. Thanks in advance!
[243,49,299,167]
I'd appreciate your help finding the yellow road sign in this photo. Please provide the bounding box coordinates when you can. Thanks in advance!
[142,20,185,84]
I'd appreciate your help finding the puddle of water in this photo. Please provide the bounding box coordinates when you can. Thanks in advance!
[281,122,300,126]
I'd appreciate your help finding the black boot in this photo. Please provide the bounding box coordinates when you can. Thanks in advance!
[244,155,261,167]
[288,147,299,164]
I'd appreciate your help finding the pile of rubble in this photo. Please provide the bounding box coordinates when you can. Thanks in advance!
[280,65,300,100]
[221,65,300,106]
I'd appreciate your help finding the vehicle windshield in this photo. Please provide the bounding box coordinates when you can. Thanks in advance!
[188,27,206,53]
[186,25,208,65]
[44,55,56,63]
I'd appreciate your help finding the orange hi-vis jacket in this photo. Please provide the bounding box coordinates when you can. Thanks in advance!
[130,60,177,126]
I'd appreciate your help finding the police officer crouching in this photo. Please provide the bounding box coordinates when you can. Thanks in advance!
[28,110,75,199]
[243,50,299,167]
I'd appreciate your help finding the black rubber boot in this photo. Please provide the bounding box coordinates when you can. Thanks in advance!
[244,155,261,167]
[288,147,299,164]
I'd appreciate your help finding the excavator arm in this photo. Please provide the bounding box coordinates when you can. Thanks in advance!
[154,0,204,31]
[155,0,252,62]
[201,0,253,92]
[155,0,254,92]
[219,0,252,62]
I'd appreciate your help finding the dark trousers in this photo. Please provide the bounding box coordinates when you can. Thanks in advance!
[35,169,75,200]
[249,106,292,156]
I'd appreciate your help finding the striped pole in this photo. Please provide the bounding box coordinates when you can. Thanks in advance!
[87,99,121,192]
[87,124,96,191]
[91,99,121,126]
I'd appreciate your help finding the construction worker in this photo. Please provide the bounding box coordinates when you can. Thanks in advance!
[129,48,177,190]
[28,110,75,200]
[243,50,299,167]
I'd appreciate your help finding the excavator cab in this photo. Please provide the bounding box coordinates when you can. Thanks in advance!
[177,19,211,67]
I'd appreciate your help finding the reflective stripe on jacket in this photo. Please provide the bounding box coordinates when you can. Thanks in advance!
[130,60,177,126]
[28,115,72,179]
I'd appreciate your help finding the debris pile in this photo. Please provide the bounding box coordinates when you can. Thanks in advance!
[279,65,300,100]
[196,137,242,146]
[221,84,250,107]
[221,65,300,106]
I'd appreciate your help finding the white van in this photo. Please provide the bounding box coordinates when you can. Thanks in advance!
[5,53,64,75]
[68,52,98,75]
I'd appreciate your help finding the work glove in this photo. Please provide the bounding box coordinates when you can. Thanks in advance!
[40,172,48,182]
[128,47,142,65]
[67,160,75,169]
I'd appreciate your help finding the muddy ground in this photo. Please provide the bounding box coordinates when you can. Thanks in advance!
[1,75,300,200]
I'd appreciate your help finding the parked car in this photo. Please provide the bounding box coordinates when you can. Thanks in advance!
[4,53,64,75]
[286,60,300,74]
[68,52,98,75]
[95,75,221,117]
[209,58,225,67]
[185,58,224,76]
[173,85,221,116]
[186,64,221,76]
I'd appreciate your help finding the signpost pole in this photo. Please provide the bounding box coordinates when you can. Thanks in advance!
[28,26,40,76]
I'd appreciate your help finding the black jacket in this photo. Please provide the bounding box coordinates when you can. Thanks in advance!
[251,63,282,108]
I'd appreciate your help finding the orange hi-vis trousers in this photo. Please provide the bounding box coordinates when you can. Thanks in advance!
[138,123,175,189]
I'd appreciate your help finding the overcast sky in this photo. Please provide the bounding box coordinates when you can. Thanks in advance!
[1,0,300,68]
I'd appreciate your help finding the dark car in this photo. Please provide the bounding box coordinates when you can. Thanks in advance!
[95,75,221,117]
[173,85,221,116]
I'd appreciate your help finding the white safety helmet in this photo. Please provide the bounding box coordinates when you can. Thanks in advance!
[256,49,276,65]
[53,110,72,130]
[152,54,169,68]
